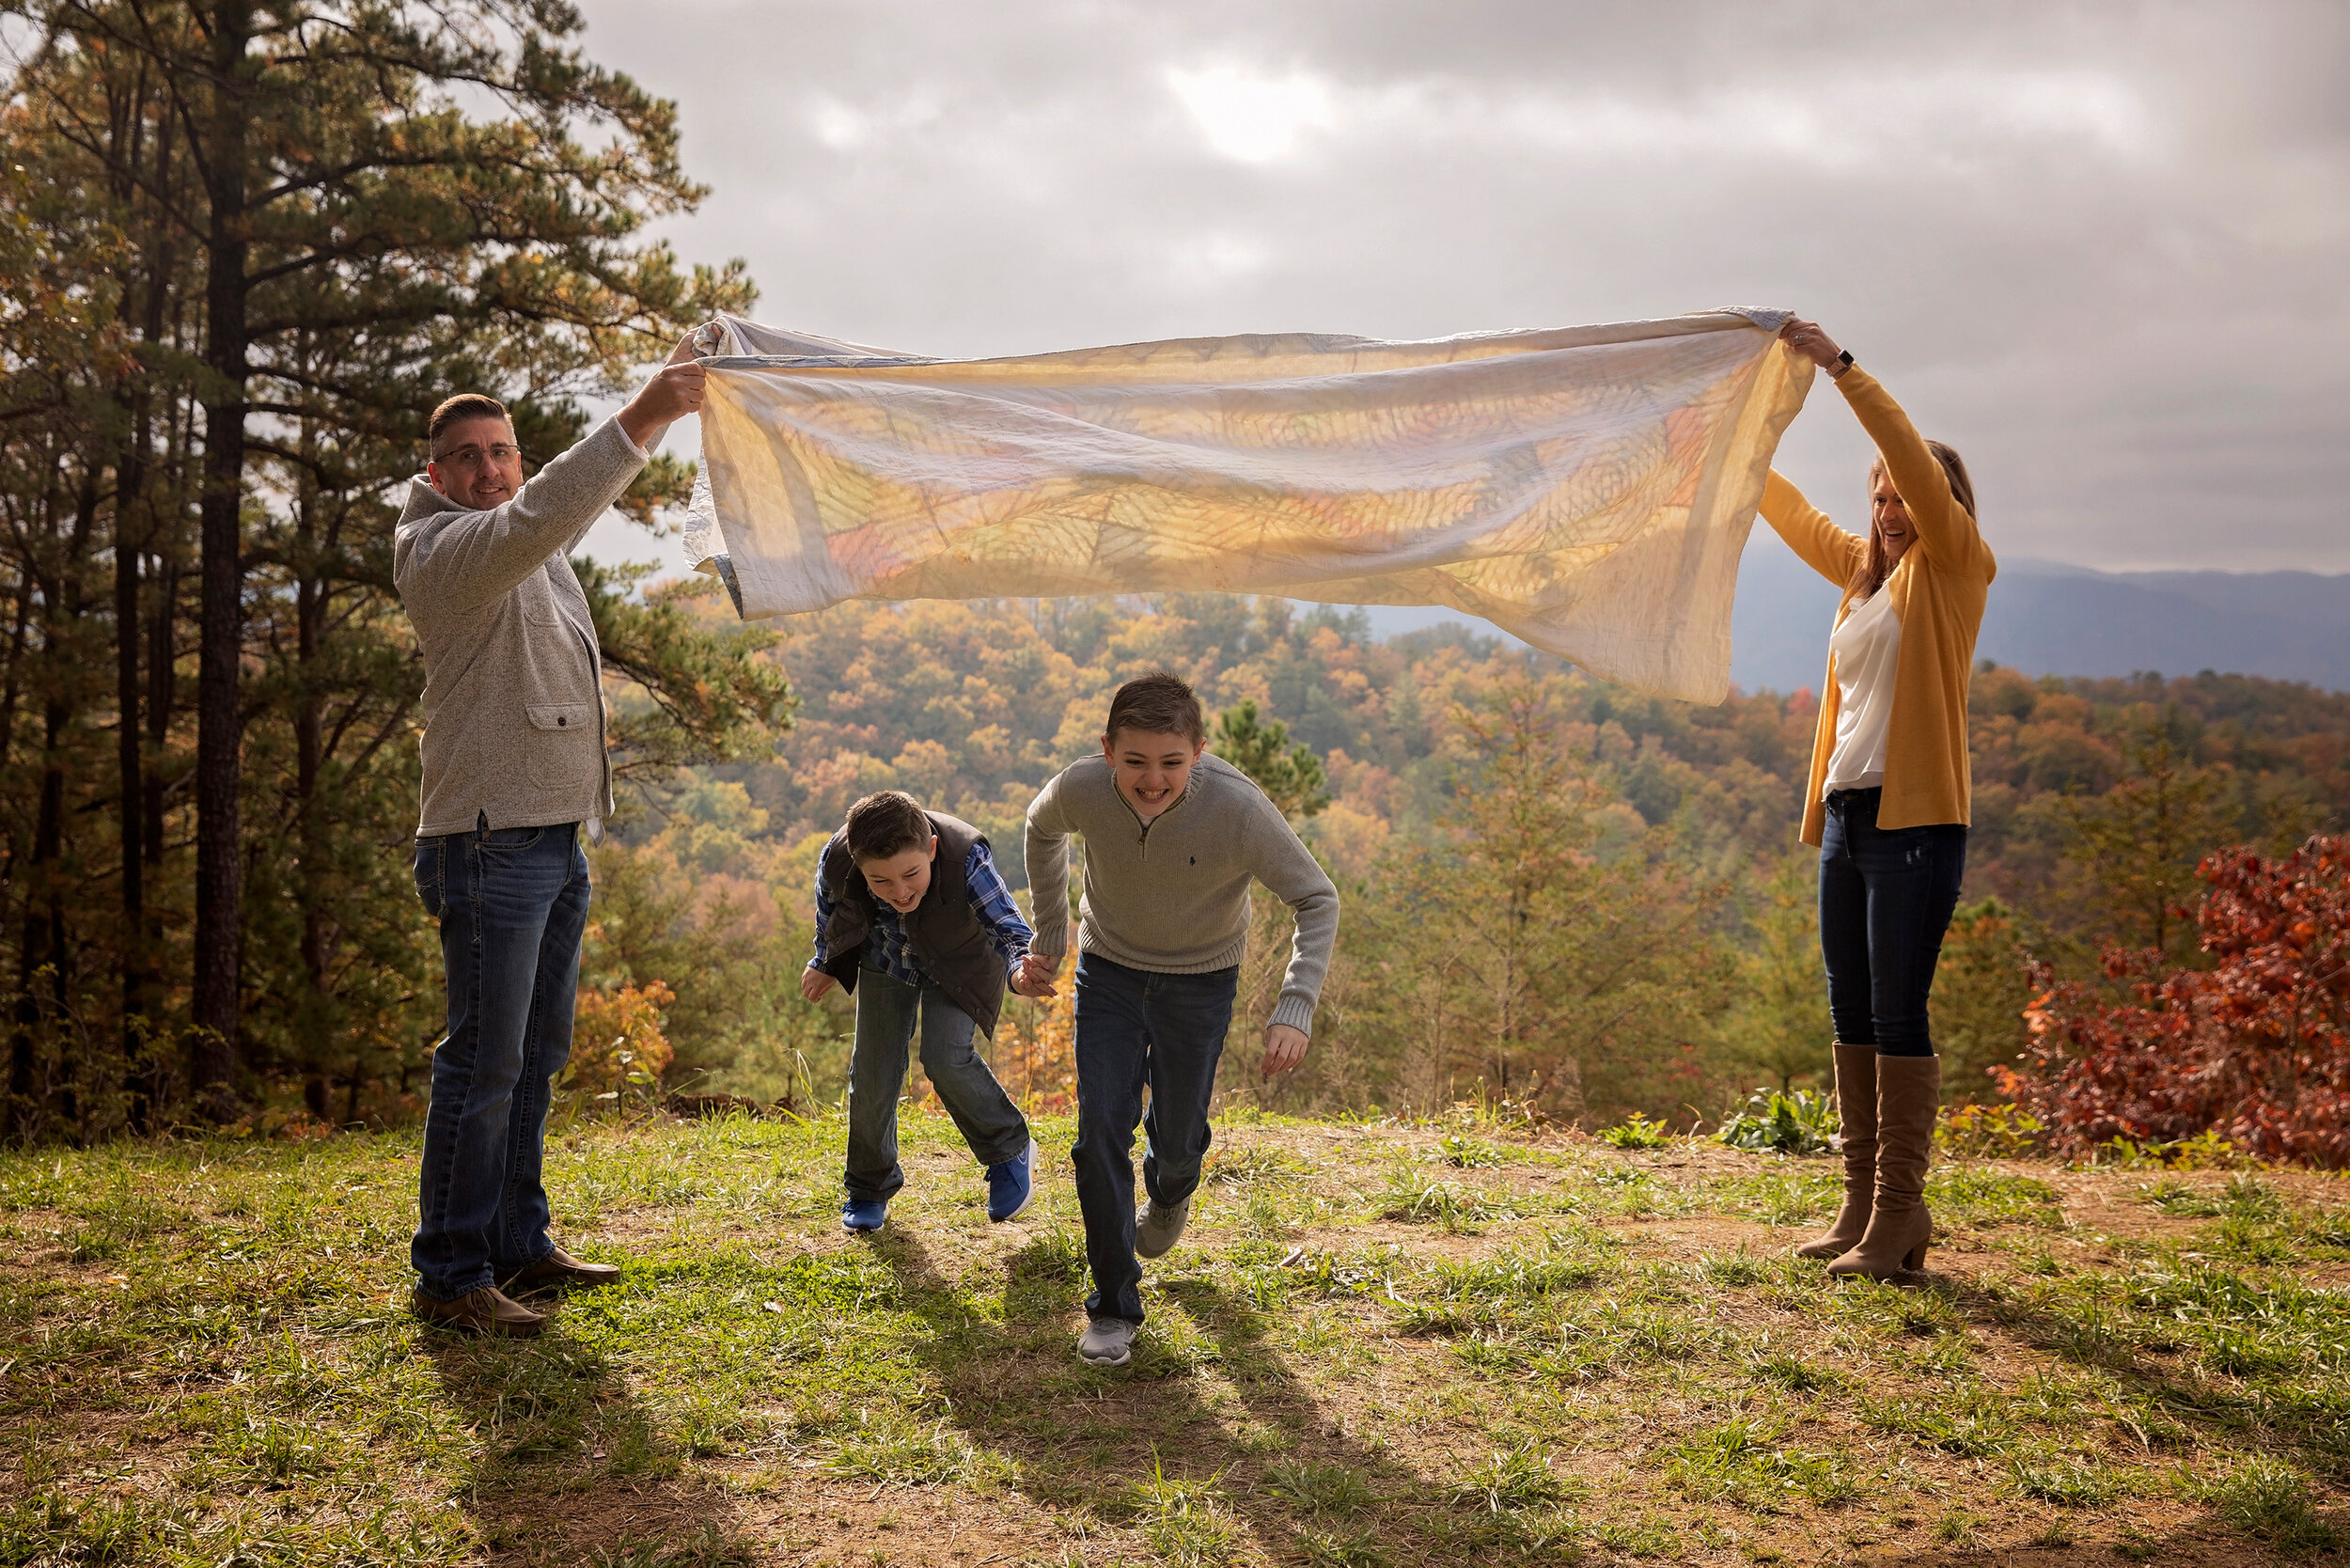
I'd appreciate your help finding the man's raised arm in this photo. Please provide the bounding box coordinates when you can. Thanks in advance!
[395,334,710,617]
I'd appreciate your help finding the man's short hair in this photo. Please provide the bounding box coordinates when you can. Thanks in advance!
[428,393,510,450]
[1104,672,1206,745]
[843,791,934,864]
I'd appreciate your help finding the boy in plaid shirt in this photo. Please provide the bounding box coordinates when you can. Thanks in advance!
[804,791,1055,1231]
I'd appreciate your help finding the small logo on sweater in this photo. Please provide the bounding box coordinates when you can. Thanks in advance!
[1189,856,1196,865]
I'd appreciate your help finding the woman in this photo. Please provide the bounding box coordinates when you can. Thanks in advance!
[1762,318,1995,1280]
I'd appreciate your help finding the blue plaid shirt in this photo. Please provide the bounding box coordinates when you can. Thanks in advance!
[811,838,1031,989]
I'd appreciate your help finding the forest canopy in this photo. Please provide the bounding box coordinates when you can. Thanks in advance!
[571,591,2350,1135]
[0,0,776,1142]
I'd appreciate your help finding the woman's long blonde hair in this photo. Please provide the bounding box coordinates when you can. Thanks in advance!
[1849,440,1975,601]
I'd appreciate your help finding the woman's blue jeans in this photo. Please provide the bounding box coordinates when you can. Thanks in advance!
[1818,787,1967,1057]
[410,820,589,1300]
[843,965,1030,1203]
[1072,952,1239,1324]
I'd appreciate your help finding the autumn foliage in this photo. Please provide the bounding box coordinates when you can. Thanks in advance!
[568,980,680,1105]
[1999,837,2350,1166]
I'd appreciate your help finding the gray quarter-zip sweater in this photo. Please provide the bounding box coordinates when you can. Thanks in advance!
[392,418,647,837]
[1024,753,1340,1035]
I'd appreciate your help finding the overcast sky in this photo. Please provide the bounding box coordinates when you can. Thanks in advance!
[572,0,2349,575]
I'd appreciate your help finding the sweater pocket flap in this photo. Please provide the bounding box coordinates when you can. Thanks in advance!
[525,701,594,733]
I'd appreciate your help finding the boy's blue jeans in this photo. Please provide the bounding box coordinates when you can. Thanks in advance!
[1818,786,1967,1057]
[844,965,1030,1203]
[410,821,588,1301]
[1071,952,1239,1324]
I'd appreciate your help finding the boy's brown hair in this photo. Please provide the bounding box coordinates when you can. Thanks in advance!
[1104,671,1205,745]
[428,393,510,449]
[843,790,934,865]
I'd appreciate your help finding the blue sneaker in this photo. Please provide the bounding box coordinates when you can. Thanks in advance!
[841,1198,886,1234]
[986,1138,1038,1223]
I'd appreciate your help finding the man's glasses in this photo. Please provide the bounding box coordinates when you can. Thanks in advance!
[431,443,523,470]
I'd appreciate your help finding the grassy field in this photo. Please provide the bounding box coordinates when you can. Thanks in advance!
[4,1108,2348,1567]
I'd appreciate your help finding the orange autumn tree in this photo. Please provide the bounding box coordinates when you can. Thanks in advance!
[1999,837,2350,1166]
[568,980,679,1109]
[995,980,1078,1114]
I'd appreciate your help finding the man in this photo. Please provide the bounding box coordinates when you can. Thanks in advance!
[395,333,707,1335]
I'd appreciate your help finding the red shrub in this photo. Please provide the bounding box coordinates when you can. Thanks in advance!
[1997,837,2350,1167]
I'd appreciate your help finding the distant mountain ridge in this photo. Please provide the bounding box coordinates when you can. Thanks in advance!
[1732,547,2350,696]
[1340,547,2350,697]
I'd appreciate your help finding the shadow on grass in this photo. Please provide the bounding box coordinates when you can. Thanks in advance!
[425,1313,758,1567]
[871,1228,1559,1568]
[1916,1269,2350,1483]
[857,1227,2347,1567]
[1818,1263,2350,1562]
[1892,1530,2339,1568]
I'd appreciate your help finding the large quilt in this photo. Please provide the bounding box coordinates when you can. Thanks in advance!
[682,308,1810,702]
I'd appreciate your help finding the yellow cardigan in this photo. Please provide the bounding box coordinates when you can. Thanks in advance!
[1760,368,1996,847]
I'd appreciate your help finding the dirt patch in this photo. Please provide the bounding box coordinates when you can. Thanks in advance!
[471,1469,1089,1567]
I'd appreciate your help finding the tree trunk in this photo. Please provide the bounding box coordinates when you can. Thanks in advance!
[118,95,178,1129]
[117,512,143,982]
[138,542,178,1121]
[9,695,67,1144]
[188,1,255,1115]
[0,569,26,797]
[9,495,69,1143]
[295,466,330,1122]
[145,551,175,876]
[0,572,26,1116]
[9,458,101,1144]
[116,426,153,1125]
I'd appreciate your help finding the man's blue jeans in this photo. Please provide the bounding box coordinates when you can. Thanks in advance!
[410,821,589,1300]
[1071,952,1239,1324]
[1819,787,1967,1057]
[844,965,1030,1203]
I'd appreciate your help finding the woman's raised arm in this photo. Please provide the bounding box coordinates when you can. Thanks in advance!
[1760,468,1868,591]
[1778,320,1994,581]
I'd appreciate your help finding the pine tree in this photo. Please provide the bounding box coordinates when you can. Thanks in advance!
[1934,898,2033,1103]
[1212,698,1331,821]
[1729,850,1829,1093]
[2049,720,2233,964]
[1351,675,1734,1121]
[0,1,776,1138]
[10,0,756,1115]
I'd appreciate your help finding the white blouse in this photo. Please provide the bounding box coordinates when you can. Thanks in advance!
[1823,587,1902,796]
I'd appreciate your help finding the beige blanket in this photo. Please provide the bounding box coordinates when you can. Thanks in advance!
[684,309,1810,702]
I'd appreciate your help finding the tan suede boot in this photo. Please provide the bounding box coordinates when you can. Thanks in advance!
[1794,1043,1877,1260]
[1827,1055,1940,1279]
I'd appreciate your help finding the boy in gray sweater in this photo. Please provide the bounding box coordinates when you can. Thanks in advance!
[1021,673,1339,1366]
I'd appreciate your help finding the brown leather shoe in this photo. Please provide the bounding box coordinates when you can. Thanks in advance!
[411,1285,545,1337]
[503,1244,621,1295]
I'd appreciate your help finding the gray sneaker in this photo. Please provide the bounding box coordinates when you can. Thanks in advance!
[1135,1195,1192,1259]
[1078,1317,1135,1367]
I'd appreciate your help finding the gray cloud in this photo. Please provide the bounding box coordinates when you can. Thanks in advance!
[577,0,2350,572]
